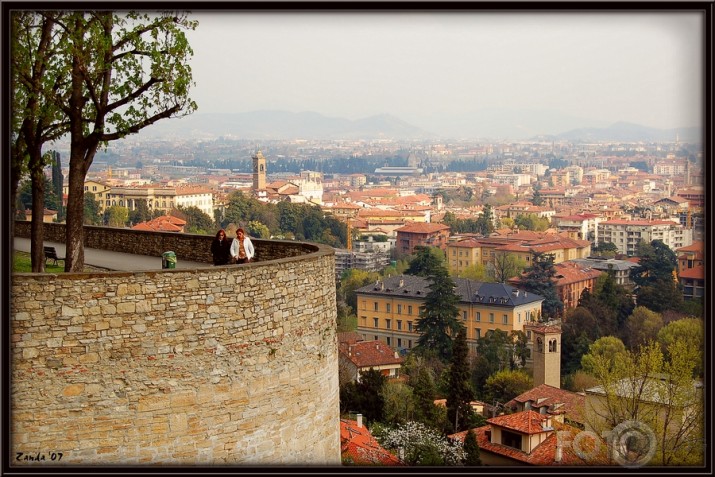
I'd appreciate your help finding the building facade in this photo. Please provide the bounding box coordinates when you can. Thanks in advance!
[355,275,544,355]
[597,219,693,256]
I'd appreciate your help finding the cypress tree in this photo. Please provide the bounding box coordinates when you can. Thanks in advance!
[463,428,482,465]
[446,327,475,433]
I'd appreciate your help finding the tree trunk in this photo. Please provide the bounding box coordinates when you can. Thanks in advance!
[29,163,45,272]
[64,156,85,272]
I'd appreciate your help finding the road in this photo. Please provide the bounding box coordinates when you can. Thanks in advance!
[13,238,209,271]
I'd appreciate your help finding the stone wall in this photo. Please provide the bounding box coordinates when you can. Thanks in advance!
[13,221,313,264]
[10,226,341,466]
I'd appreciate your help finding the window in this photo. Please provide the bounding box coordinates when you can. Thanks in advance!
[373,318,379,328]
[463,311,467,321]
[502,314,508,325]
[386,303,391,313]
[408,340,412,348]
[408,305,413,315]
[518,313,521,323]
[397,304,402,314]
[476,312,481,322]
[397,320,402,331]
[397,338,402,348]
[374,302,379,311]
[361,300,366,311]
[408,321,413,332]
[489,313,494,323]
[475,328,481,339]
[386,319,391,330]
[386,337,391,346]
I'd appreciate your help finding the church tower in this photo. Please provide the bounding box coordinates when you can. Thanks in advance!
[253,150,266,192]
[526,323,561,388]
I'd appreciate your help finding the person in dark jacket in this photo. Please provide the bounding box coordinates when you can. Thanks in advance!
[211,229,232,265]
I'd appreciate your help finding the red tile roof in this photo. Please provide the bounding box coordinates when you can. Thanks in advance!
[395,223,450,233]
[450,418,610,465]
[340,419,403,466]
[505,384,585,424]
[343,340,403,368]
[680,265,704,280]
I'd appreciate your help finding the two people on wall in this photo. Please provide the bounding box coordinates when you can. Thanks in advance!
[211,227,254,266]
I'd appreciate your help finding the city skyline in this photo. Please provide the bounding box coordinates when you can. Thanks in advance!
[183,10,704,136]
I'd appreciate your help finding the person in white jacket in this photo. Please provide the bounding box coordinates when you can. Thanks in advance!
[230,228,255,264]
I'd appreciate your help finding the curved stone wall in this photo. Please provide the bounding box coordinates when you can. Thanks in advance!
[10,230,340,466]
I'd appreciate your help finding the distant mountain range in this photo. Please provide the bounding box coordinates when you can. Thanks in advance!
[136,109,702,143]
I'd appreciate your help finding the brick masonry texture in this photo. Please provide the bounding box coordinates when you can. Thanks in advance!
[11,223,340,465]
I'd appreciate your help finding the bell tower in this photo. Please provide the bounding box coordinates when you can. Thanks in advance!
[526,323,561,388]
[253,150,266,192]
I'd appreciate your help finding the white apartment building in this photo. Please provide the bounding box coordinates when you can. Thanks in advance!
[493,173,532,188]
[174,187,214,217]
[597,219,693,256]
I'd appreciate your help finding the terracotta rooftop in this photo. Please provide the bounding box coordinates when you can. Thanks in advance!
[679,265,704,280]
[340,419,403,466]
[505,384,586,424]
[343,340,403,368]
[395,223,450,233]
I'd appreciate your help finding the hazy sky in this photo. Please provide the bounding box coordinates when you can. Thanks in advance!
[183,11,704,131]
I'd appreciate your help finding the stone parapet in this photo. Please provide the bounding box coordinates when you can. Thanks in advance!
[10,225,340,465]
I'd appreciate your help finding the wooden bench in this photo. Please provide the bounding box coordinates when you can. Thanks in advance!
[44,246,65,266]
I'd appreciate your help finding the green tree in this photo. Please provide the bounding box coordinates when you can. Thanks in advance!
[630,240,678,287]
[104,205,129,228]
[339,368,386,423]
[176,206,215,235]
[530,184,544,206]
[83,191,102,225]
[415,267,464,362]
[246,220,270,239]
[635,279,684,314]
[446,328,475,433]
[455,263,491,282]
[408,362,445,429]
[585,340,703,466]
[475,204,495,236]
[11,12,68,272]
[127,199,152,225]
[491,251,528,283]
[657,318,704,377]
[580,336,627,375]
[406,246,446,277]
[17,176,59,212]
[592,241,619,258]
[518,252,563,320]
[463,429,482,466]
[624,307,664,350]
[57,12,197,271]
[338,269,381,314]
[473,329,514,398]
[381,381,415,426]
[484,369,533,405]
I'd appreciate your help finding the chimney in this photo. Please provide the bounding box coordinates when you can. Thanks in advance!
[399,278,404,288]
[357,414,363,428]
[555,442,563,463]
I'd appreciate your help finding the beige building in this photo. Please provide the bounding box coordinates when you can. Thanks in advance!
[355,275,544,355]
[597,219,693,256]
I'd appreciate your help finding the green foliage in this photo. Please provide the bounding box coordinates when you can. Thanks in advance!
[518,252,563,319]
[338,268,381,313]
[415,268,464,362]
[83,191,102,225]
[176,205,215,235]
[657,318,704,377]
[490,252,528,283]
[484,369,533,405]
[104,205,129,228]
[635,279,684,314]
[128,199,152,225]
[630,240,678,286]
[592,241,619,258]
[472,329,514,398]
[580,336,627,375]
[446,328,475,433]
[406,246,446,277]
[381,381,415,426]
[339,368,387,423]
[624,307,664,350]
[514,213,550,232]
[17,176,59,212]
[463,429,482,466]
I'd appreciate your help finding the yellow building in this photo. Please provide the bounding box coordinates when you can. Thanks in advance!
[447,233,592,276]
[355,275,544,354]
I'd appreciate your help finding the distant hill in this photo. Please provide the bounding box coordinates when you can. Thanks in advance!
[136,110,436,140]
[546,121,702,143]
[136,109,701,143]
